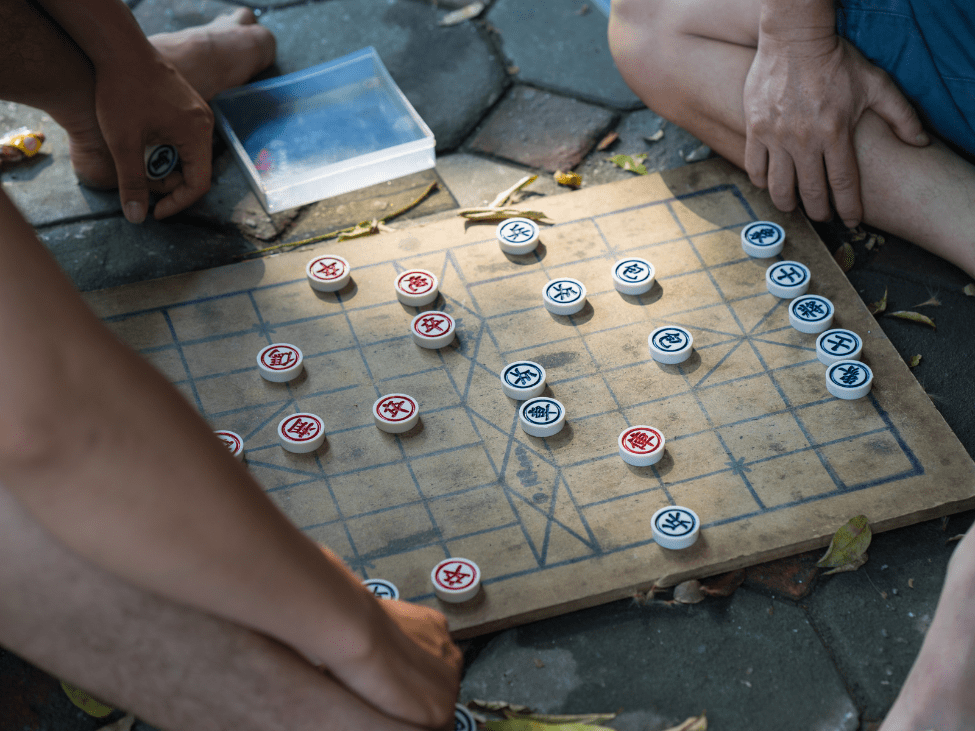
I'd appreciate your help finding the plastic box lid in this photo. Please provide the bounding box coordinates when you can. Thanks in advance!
[211,47,436,214]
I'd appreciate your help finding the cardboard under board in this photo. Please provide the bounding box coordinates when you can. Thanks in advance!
[84,159,975,638]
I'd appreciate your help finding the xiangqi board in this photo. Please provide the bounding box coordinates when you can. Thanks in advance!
[84,159,975,637]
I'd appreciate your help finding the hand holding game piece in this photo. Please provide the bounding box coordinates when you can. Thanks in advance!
[789,294,835,334]
[395,269,439,306]
[543,277,587,315]
[766,260,811,298]
[618,425,665,466]
[648,325,693,364]
[496,217,540,255]
[306,254,351,292]
[257,343,304,382]
[826,359,873,400]
[816,328,863,365]
[277,412,325,453]
[363,578,400,600]
[431,557,481,603]
[145,143,179,180]
[410,310,456,349]
[500,361,547,400]
[373,394,420,433]
[612,257,655,295]
[651,505,700,550]
[213,430,244,461]
[454,704,477,731]
[741,221,786,258]
[519,397,566,437]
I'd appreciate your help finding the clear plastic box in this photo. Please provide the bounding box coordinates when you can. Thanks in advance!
[211,47,436,214]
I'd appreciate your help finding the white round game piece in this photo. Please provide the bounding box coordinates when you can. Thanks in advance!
[395,269,439,306]
[410,310,456,349]
[500,361,547,400]
[363,578,399,600]
[306,254,351,292]
[373,393,420,433]
[257,343,304,382]
[214,430,244,461]
[496,217,540,255]
[816,329,863,365]
[618,425,665,467]
[741,221,786,258]
[789,294,835,334]
[825,359,873,400]
[542,278,587,316]
[431,557,481,603]
[766,260,811,299]
[519,397,566,438]
[612,257,656,295]
[648,326,693,365]
[145,143,178,180]
[277,412,326,453]
[651,505,701,550]
[454,704,477,731]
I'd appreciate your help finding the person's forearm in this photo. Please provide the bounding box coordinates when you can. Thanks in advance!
[0,187,384,668]
[33,0,157,70]
[759,0,835,43]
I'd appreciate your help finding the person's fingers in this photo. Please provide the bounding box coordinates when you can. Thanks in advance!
[866,66,929,147]
[744,135,769,189]
[110,135,150,224]
[153,136,212,220]
[823,134,863,228]
[766,149,798,213]
[792,148,833,222]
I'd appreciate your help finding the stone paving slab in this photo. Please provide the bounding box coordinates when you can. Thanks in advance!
[487,0,642,110]
[462,590,859,731]
[469,86,617,171]
[435,152,564,207]
[258,0,508,152]
[132,0,242,34]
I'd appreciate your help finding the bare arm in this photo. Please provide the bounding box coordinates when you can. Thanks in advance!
[33,0,214,221]
[744,0,928,227]
[0,188,460,729]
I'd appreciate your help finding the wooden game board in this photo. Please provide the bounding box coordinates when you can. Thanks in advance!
[84,159,975,638]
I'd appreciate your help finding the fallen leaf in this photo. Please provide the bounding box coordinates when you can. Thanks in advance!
[848,226,867,242]
[554,170,582,189]
[470,700,533,715]
[908,578,915,588]
[913,295,941,307]
[964,283,975,296]
[595,131,619,151]
[644,128,665,143]
[665,713,707,731]
[61,680,114,717]
[868,287,888,316]
[817,514,872,571]
[503,711,618,725]
[680,144,710,162]
[889,311,936,329]
[438,1,485,26]
[485,720,615,731]
[833,241,855,272]
[96,715,135,731]
[575,3,591,14]
[507,65,520,75]
[673,579,705,604]
[908,354,922,368]
[533,657,546,668]
[948,534,965,543]
[822,551,868,576]
[701,569,746,598]
[489,174,538,208]
[459,208,550,223]
[609,153,648,175]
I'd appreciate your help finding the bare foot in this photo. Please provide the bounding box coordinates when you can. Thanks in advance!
[71,9,275,190]
[149,9,276,102]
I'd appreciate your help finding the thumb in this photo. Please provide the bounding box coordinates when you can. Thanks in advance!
[867,69,930,147]
[111,139,150,224]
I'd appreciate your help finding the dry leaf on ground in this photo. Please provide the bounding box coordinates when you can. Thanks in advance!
[817,515,871,574]
[701,569,746,597]
[913,295,941,307]
[554,170,582,189]
[645,128,665,143]
[484,720,615,731]
[964,283,975,296]
[908,354,922,368]
[438,2,485,26]
[833,242,855,272]
[680,144,710,162]
[609,153,648,175]
[889,311,936,329]
[595,131,619,151]
[60,680,114,718]
[868,287,888,316]
[673,580,705,604]
[666,713,707,731]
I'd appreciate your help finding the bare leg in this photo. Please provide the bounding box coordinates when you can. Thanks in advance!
[0,481,426,731]
[608,0,975,277]
[0,1,273,189]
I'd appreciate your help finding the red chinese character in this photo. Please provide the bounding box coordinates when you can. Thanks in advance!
[286,418,316,439]
[405,274,430,292]
[316,261,340,278]
[627,430,658,452]
[418,316,446,334]
[382,400,409,418]
[440,564,471,586]
[268,348,295,368]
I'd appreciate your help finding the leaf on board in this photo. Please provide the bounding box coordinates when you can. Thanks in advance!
[833,242,855,272]
[459,208,550,223]
[889,311,937,329]
[438,2,485,26]
[609,154,648,175]
[817,515,872,570]
[96,715,135,731]
[665,713,708,731]
[504,711,619,725]
[965,283,975,297]
[673,579,706,604]
[554,170,583,189]
[868,287,888,316]
[60,680,114,718]
[484,720,615,731]
[644,128,665,143]
[908,354,922,368]
[595,131,619,151]
[701,569,746,598]
[470,700,534,715]
[489,174,539,208]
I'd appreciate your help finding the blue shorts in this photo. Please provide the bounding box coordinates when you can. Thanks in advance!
[836,0,975,156]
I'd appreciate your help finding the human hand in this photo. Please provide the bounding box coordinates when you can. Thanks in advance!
[743,32,928,228]
[93,51,213,223]
[327,598,462,730]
